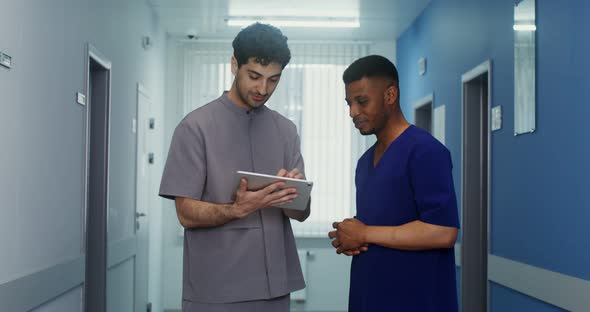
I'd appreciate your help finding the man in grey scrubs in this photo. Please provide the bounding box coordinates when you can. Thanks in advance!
[159,23,310,312]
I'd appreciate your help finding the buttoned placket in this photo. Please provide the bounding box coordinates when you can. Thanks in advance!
[221,93,286,298]
[247,109,276,297]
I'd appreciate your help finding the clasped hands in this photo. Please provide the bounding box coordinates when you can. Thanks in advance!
[328,218,369,256]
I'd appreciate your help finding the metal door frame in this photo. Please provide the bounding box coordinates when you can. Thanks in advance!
[460,59,492,312]
[83,43,112,312]
[414,93,434,133]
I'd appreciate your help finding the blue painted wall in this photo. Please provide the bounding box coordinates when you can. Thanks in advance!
[397,0,589,309]
[490,282,566,312]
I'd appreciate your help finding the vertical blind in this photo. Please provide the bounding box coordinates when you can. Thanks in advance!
[176,41,371,236]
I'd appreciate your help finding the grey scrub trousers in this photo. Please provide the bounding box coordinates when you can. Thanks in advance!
[159,93,306,311]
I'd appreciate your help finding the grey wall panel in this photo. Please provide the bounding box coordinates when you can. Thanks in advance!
[107,259,134,312]
[0,0,85,283]
[489,255,590,312]
[0,0,24,285]
[0,0,167,311]
[30,286,83,312]
[455,245,590,312]
[0,257,84,312]
[108,237,137,269]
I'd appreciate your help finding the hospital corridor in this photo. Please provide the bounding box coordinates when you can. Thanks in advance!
[0,0,588,311]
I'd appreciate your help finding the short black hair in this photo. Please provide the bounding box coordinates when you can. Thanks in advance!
[342,55,399,85]
[232,23,291,69]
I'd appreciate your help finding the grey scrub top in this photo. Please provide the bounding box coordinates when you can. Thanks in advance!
[159,92,306,304]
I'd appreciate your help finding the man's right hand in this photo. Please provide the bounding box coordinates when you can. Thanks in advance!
[230,178,298,219]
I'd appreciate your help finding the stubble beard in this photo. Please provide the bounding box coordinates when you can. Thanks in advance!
[235,77,264,110]
[360,103,389,136]
[360,128,376,136]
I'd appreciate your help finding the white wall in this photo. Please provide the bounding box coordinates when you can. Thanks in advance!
[160,39,184,310]
[371,40,397,63]
[0,0,167,310]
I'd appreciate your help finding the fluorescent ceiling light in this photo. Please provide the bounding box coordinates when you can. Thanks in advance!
[228,0,360,18]
[226,16,360,28]
[513,24,536,31]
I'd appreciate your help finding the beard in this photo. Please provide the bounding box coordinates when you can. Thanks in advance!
[235,77,267,110]
[354,104,388,136]
[359,128,376,135]
[353,117,376,135]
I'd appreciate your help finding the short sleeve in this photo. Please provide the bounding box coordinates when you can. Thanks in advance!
[409,145,460,228]
[159,121,206,200]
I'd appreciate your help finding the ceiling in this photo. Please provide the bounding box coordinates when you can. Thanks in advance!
[149,0,430,42]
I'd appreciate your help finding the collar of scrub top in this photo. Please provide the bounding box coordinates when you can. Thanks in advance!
[220,91,268,118]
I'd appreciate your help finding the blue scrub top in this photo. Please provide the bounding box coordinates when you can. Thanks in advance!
[349,125,460,312]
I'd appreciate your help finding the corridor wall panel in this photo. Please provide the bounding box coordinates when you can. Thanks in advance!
[0,0,167,311]
[397,0,590,310]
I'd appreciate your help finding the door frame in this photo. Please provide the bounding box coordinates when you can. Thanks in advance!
[134,82,151,312]
[413,93,434,133]
[460,59,491,312]
[83,43,112,312]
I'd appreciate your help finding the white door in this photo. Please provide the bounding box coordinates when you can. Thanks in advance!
[135,83,151,312]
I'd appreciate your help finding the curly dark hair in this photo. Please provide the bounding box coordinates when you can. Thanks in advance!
[232,22,291,69]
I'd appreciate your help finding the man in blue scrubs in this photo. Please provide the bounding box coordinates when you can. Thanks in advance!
[328,55,460,312]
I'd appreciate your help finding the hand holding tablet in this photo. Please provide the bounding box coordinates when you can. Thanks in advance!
[235,170,313,210]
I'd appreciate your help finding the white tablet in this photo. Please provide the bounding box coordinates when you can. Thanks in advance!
[236,171,313,211]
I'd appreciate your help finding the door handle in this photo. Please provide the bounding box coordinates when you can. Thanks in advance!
[135,212,146,231]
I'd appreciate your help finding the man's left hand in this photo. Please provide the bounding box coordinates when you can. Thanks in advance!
[328,218,368,254]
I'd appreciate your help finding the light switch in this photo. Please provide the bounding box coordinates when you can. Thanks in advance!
[0,51,12,69]
[491,105,502,131]
[418,57,426,76]
[76,92,86,105]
